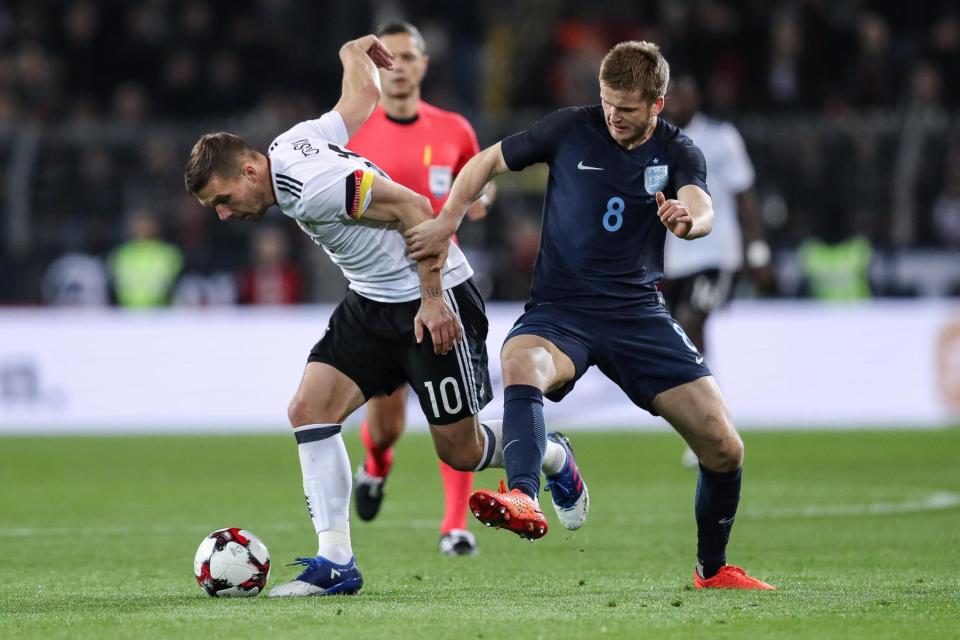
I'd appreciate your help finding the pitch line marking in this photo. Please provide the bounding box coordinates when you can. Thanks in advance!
[629,491,960,524]
[742,491,960,519]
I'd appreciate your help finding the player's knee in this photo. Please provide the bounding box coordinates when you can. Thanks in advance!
[501,350,551,388]
[368,416,404,448]
[434,438,480,471]
[694,412,743,472]
[500,357,526,385]
[287,395,339,428]
[387,412,406,440]
[287,397,311,428]
[709,433,743,472]
[438,449,477,472]
[724,435,744,470]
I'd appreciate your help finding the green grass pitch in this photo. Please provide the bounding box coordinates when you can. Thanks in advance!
[2,428,959,639]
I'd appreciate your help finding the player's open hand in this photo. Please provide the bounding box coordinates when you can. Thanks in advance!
[415,297,463,355]
[405,218,455,272]
[656,191,693,238]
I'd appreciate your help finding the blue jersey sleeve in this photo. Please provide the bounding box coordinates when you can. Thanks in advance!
[501,107,587,171]
[672,136,709,195]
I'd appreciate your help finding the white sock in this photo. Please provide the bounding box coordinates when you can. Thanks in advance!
[476,419,566,476]
[476,420,503,470]
[542,439,567,476]
[294,423,354,565]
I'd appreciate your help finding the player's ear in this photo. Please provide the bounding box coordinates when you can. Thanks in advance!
[651,95,665,116]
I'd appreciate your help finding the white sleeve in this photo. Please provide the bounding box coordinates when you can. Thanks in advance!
[287,111,350,146]
[721,124,755,193]
[297,165,376,223]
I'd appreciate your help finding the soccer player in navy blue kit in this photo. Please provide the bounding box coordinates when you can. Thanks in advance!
[406,41,775,590]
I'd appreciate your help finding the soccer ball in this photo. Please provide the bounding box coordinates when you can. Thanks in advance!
[193,528,271,598]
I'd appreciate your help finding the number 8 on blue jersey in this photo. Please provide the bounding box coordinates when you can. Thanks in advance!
[603,196,625,232]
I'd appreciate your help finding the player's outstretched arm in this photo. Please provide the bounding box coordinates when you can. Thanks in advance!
[656,185,714,240]
[361,176,462,355]
[404,142,510,265]
[333,35,394,138]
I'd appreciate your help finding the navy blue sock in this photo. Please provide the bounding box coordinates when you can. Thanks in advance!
[501,384,546,499]
[695,464,742,579]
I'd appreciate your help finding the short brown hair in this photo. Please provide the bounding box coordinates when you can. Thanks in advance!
[599,41,670,104]
[184,132,256,194]
[376,20,426,53]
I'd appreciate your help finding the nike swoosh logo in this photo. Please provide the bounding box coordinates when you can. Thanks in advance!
[695,356,704,364]
[577,161,604,171]
[502,439,520,455]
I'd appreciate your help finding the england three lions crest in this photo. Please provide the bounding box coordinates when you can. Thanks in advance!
[644,165,669,195]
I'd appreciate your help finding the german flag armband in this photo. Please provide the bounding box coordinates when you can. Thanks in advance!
[345,169,375,219]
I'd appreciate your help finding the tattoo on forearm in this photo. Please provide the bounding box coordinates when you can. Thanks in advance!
[425,286,443,298]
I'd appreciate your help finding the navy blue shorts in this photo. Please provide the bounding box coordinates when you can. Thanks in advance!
[505,296,711,414]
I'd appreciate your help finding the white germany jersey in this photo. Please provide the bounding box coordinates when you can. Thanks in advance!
[664,113,755,277]
[267,111,472,303]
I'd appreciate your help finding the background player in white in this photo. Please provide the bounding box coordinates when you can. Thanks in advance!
[661,76,773,467]
[663,76,772,349]
[184,34,574,597]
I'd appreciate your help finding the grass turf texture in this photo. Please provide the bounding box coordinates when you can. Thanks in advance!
[1,429,958,639]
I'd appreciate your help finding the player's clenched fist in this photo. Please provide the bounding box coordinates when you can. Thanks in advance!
[656,191,693,239]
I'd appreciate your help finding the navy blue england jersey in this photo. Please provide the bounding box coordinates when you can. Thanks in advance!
[501,105,708,312]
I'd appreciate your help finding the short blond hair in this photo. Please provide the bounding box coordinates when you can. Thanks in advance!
[599,41,670,104]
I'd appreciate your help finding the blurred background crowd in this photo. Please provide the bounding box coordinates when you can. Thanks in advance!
[0,0,959,306]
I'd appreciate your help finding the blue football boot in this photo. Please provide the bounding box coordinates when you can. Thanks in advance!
[544,432,589,530]
[267,555,363,597]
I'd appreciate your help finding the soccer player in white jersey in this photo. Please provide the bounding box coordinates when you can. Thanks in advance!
[661,77,772,468]
[660,76,773,466]
[184,35,579,597]
[662,76,772,351]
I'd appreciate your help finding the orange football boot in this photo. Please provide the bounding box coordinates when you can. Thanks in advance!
[694,565,776,590]
[469,479,549,541]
